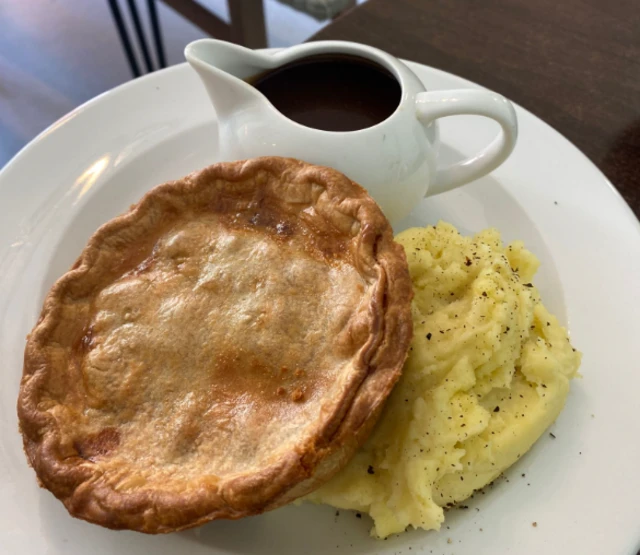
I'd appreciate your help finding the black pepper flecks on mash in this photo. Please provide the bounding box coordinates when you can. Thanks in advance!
[305,222,581,539]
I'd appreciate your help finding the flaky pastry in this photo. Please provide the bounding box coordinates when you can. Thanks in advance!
[18,157,412,533]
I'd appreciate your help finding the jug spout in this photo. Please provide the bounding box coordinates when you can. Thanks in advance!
[185,39,271,118]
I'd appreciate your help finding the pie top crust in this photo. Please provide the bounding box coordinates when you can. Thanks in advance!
[17,157,412,533]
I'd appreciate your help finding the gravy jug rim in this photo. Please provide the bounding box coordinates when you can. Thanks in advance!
[186,39,424,137]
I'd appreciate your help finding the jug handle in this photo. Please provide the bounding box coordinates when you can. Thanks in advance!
[415,89,517,196]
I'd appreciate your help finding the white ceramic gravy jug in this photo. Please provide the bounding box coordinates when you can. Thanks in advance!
[185,39,517,223]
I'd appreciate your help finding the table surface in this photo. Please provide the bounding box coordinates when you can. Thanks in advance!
[311,0,640,217]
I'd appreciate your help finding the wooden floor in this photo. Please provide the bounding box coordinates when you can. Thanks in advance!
[0,0,335,166]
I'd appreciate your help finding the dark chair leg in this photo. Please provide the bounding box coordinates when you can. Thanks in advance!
[147,0,167,68]
[107,0,141,77]
[126,0,154,73]
[228,0,268,49]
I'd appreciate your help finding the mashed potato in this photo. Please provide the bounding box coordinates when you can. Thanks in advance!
[305,223,581,538]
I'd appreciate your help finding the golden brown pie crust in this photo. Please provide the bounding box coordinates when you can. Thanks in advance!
[17,157,412,533]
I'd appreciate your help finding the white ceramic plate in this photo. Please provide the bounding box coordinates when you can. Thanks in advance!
[1,59,639,555]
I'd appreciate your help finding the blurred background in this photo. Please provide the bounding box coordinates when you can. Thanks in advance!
[0,0,364,167]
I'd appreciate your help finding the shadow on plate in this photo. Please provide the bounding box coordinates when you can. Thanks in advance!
[182,503,419,554]
[396,144,567,324]
[37,489,188,555]
[36,491,435,554]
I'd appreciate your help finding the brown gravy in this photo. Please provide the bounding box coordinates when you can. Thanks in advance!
[249,54,401,132]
